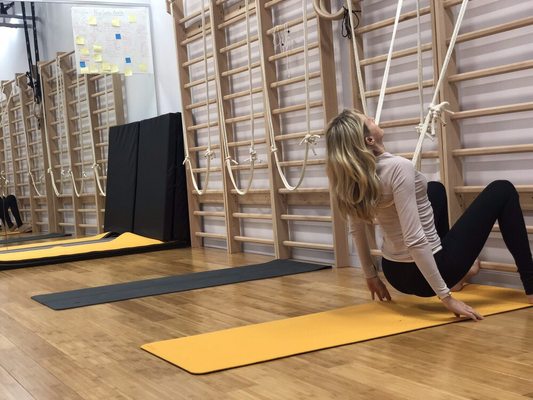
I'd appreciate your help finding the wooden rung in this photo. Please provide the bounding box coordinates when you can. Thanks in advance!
[448,60,533,83]
[271,71,321,89]
[277,159,326,168]
[95,142,109,148]
[189,143,222,152]
[453,16,533,45]
[282,240,333,251]
[220,35,259,54]
[232,212,272,220]
[234,236,274,245]
[396,151,439,159]
[266,12,317,36]
[274,129,322,142]
[356,6,432,35]
[455,185,533,194]
[182,52,213,68]
[379,117,420,129]
[264,0,283,8]
[92,107,115,115]
[192,189,224,195]
[225,112,264,125]
[221,62,261,78]
[280,214,332,222]
[77,208,98,213]
[269,42,319,63]
[70,113,89,121]
[186,120,219,131]
[479,261,516,273]
[217,3,256,30]
[193,211,225,218]
[493,224,533,235]
[223,87,262,102]
[178,5,209,25]
[443,0,463,8]
[278,187,329,194]
[361,43,432,67]
[195,231,226,240]
[450,102,533,120]
[453,144,533,157]
[228,138,267,148]
[191,166,223,173]
[272,101,323,115]
[58,222,75,226]
[185,98,217,111]
[230,188,270,195]
[184,75,215,90]
[180,28,212,46]
[366,79,434,98]
[79,224,98,228]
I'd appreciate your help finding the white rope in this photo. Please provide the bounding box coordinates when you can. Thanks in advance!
[171,0,215,195]
[17,79,44,197]
[412,0,469,169]
[0,85,13,197]
[374,0,404,124]
[415,0,424,125]
[71,69,86,198]
[256,0,317,191]
[345,0,367,115]
[217,0,257,195]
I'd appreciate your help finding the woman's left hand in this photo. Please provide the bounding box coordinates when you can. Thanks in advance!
[366,276,392,301]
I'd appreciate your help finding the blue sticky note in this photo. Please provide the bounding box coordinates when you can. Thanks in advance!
[80,61,86,68]
[125,57,131,64]
[115,33,122,40]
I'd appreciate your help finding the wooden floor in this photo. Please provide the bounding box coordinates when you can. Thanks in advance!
[0,246,532,399]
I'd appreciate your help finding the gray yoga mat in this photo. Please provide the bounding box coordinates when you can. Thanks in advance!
[0,232,70,246]
[32,259,331,310]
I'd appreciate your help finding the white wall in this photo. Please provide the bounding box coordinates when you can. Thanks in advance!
[0,27,34,82]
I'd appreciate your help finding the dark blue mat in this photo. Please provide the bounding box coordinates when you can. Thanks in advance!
[32,259,330,310]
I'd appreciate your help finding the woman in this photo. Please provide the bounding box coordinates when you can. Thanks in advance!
[325,109,533,321]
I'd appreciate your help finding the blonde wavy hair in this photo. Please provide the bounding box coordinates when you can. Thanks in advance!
[325,109,381,222]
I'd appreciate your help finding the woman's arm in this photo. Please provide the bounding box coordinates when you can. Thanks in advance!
[349,217,392,301]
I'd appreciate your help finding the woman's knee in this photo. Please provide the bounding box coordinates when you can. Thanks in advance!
[487,180,518,198]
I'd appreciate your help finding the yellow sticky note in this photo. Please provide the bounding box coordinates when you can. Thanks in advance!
[90,64,100,74]
[88,16,97,25]
[75,35,85,45]
[93,44,102,53]
[128,14,137,23]
[80,67,89,74]
[102,63,111,72]
[80,48,90,56]
[124,67,133,77]
[138,63,148,73]
[112,18,121,27]
[111,64,119,73]
[94,54,103,63]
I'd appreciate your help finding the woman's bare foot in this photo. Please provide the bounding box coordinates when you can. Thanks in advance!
[451,259,481,292]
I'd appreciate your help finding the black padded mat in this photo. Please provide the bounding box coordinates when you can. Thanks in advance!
[32,259,331,310]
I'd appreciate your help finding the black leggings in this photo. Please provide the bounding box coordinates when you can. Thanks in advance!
[382,180,533,296]
[0,195,24,228]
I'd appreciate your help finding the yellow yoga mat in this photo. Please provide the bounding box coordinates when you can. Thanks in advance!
[0,232,162,261]
[142,284,532,374]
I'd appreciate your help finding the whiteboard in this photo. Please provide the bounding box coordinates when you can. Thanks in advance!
[71,7,153,75]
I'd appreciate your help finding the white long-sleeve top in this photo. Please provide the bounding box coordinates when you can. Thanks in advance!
[349,152,450,298]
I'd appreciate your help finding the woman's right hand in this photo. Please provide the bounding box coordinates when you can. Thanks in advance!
[441,295,483,321]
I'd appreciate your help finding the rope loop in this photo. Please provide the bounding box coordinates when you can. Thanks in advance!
[204,148,215,160]
[428,101,450,139]
[244,146,259,164]
[299,133,321,156]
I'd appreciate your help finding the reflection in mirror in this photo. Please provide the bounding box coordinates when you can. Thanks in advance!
[0,1,157,245]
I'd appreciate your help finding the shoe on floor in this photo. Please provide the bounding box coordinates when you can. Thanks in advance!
[16,223,32,233]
